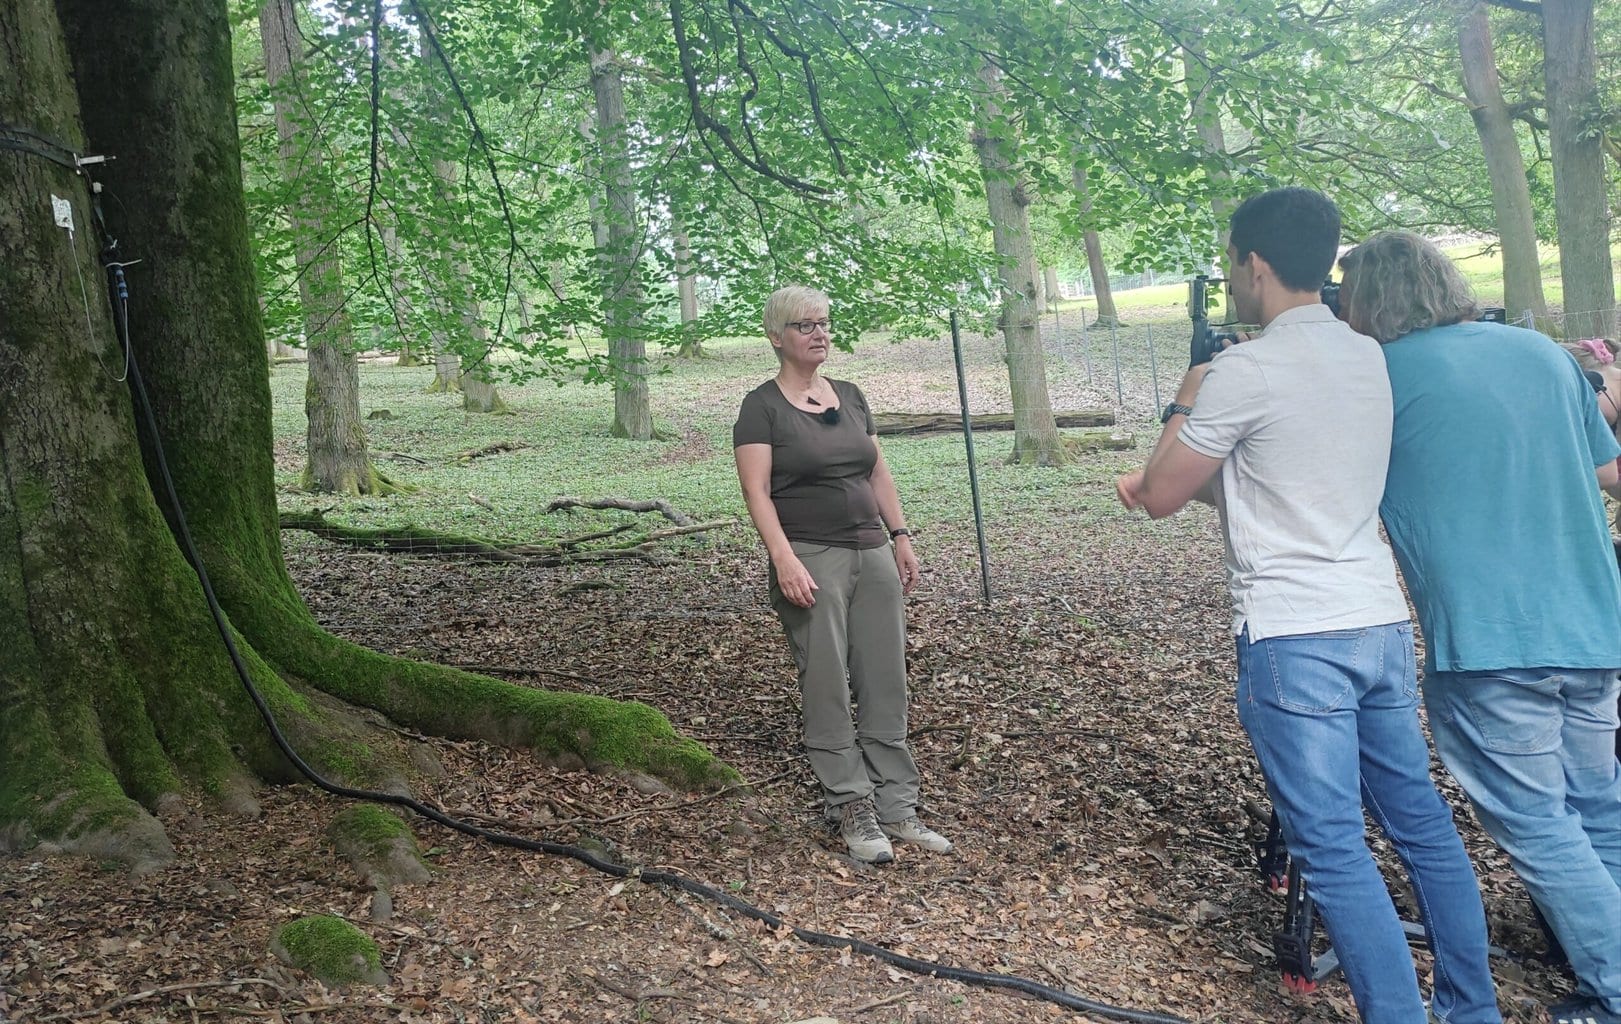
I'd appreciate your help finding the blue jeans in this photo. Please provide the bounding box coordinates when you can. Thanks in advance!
[1424,667,1621,1014]
[1237,623,1500,1024]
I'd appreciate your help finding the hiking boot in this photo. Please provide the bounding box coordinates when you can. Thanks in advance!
[880,814,952,853]
[836,798,893,863]
[1550,997,1621,1024]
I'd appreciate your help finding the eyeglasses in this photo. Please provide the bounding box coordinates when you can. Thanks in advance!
[785,318,832,336]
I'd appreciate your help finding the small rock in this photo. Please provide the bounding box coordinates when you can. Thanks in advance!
[369,890,393,923]
[626,772,673,797]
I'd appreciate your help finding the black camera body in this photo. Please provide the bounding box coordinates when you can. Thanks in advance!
[1188,274,1240,368]
[1189,274,1340,366]
[1188,274,1508,367]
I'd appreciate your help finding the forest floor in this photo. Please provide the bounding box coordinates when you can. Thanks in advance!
[0,311,1590,1024]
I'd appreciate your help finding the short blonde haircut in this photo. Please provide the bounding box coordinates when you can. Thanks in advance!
[763,286,830,341]
[1337,231,1481,343]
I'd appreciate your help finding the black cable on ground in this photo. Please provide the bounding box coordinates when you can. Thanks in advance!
[107,252,1191,1024]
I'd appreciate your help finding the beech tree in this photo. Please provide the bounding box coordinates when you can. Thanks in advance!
[259,0,395,494]
[1457,3,1547,319]
[1538,0,1616,334]
[588,40,654,440]
[1070,162,1122,328]
[972,61,1067,466]
[0,0,723,869]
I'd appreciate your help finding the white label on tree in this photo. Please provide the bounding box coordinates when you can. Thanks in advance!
[51,194,74,232]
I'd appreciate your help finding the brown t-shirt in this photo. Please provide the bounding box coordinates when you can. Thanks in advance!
[732,378,887,549]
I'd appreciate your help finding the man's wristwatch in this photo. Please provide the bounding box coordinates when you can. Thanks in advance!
[1160,402,1194,424]
[889,527,912,540]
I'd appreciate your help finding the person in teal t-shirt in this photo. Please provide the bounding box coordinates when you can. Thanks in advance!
[1339,231,1621,1024]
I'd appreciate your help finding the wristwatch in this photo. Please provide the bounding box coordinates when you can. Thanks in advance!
[1160,402,1194,424]
[889,527,912,540]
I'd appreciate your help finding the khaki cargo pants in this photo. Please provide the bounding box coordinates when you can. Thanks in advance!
[770,541,921,823]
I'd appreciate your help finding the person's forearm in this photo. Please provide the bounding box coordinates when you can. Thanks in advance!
[1138,374,1205,510]
[870,458,907,533]
[741,488,796,562]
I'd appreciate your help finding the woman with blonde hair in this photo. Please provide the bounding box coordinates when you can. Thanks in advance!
[732,285,950,864]
[1563,338,1621,434]
[1339,231,1621,1024]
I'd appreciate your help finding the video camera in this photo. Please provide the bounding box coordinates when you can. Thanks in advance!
[1188,274,1507,366]
[1187,275,1240,368]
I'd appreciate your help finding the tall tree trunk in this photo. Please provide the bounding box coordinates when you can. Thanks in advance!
[588,45,653,440]
[972,62,1066,466]
[673,212,703,357]
[1183,42,1236,321]
[1072,162,1121,328]
[430,351,461,393]
[3,0,726,868]
[1458,5,1547,321]
[382,224,423,366]
[418,29,505,413]
[259,0,386,495]
[1043,266,1061,312]
[1542,0,1617,336]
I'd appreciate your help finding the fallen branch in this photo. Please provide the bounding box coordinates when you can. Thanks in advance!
[38,978,289,1022]
[558,523,638,547]
[546,496,695,525]
[278,511,730,565]
[453,439,531,461]
[872,410,1113,436]
[573,966,691,1004]
[377,450,430,464]
[604,519,736,547]
[853,992,911,1013]
[279,512,519,560]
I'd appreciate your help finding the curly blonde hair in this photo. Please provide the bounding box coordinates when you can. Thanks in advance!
[1337,231,1481,343]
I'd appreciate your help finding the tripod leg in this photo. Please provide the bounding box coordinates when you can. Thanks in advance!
[1255,809,1290,892]
[1275,859,1322,994]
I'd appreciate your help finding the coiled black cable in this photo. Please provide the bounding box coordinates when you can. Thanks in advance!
[108,252,1192,1024]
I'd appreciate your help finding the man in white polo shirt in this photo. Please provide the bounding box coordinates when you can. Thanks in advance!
[1116,188,1499,1024]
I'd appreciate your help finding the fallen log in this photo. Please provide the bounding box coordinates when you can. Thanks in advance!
[546,496,694,525]
[278,510,733,564]
[872,410,1114,436]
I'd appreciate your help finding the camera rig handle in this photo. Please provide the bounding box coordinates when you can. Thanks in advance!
[1188,274,1237,368]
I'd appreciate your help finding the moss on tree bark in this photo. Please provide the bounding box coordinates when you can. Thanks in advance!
[0,0,730,870]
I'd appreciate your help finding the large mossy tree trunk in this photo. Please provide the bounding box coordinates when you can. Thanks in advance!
[589,44,654,441]
[1,0,728,869]
[972,62,1067,467]
[259,0,389,496]
[1458,5,1547,322]
[1542,0,1617,337]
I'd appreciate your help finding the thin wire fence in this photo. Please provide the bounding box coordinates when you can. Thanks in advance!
[276,299,1621,607]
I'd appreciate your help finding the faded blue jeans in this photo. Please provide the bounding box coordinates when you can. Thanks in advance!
[1237,623,1500,1024]
[1424,667,1621,1015]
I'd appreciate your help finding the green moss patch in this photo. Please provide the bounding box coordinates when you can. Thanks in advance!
[270,914,388,987]
[327,805,431,888]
